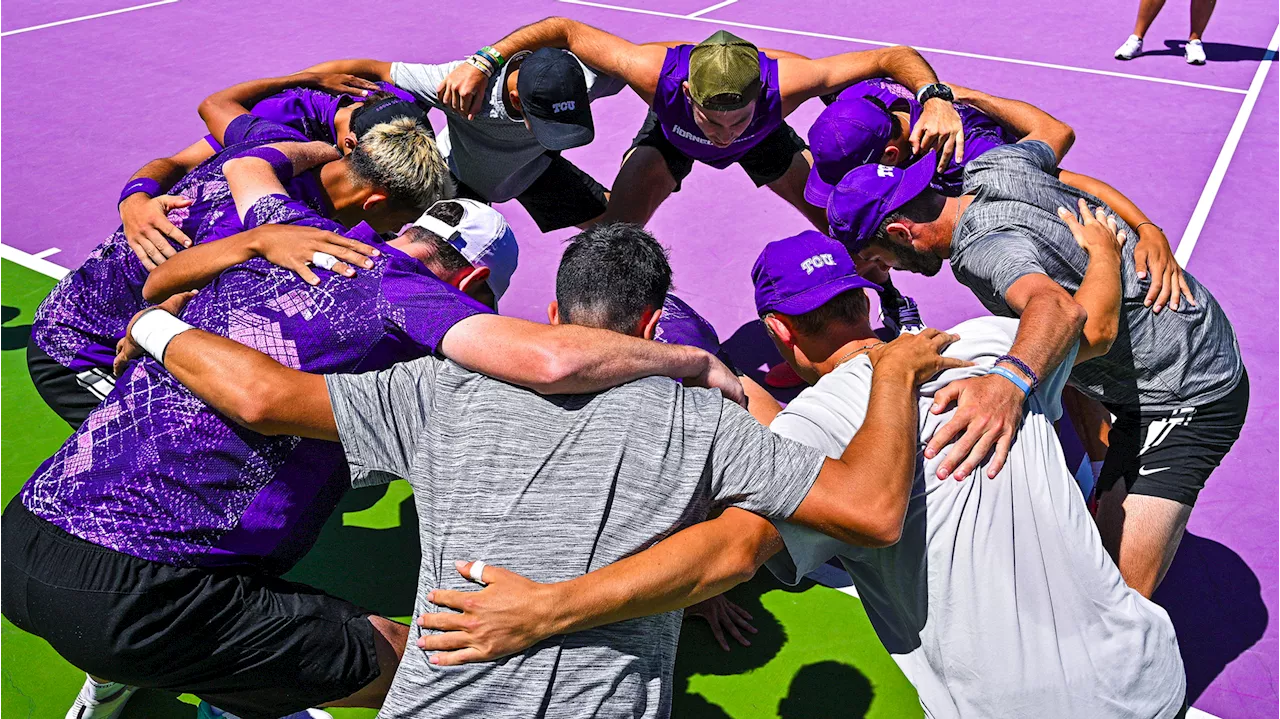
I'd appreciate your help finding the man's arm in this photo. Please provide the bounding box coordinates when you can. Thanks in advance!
[951,85,1075,162]
[198,72,380,145]
[1058,200,1124,363]
[301,59,394,82]
[777,47,964,169]
[437,18,667,118]
[1058,170,1192,313]
[221,142,341,220]
[120,138,215,269]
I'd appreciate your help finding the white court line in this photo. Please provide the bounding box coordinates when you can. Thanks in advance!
[687,0,738,18]
[0,244,70,279]
[1174,25,1280,267]
[558,0,1249,94]
[0,0,180,38]
[31,248,62,259]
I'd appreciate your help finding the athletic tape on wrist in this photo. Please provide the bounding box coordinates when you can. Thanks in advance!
[988,366,1031,398]
[119,178,162,206]
[131,309,193,363]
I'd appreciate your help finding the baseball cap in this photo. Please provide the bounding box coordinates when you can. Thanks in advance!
[752,230,881,316]
[413,199,519,301]
[350,95,430,138]
[517,48,594,151]
[804,96,896,206]
[826,151,937,253]
[688,30,762,111]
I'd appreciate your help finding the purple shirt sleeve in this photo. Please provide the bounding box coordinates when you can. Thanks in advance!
[379,252,491,356]
[223,114,308,147]
[250,88,341,142]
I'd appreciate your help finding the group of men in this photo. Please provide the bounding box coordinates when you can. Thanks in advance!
[2,14,1248,719]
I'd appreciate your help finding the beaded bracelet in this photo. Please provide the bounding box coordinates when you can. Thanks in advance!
[995,354,1039,393]
[988,366,1031,397]
[119,177,162,206]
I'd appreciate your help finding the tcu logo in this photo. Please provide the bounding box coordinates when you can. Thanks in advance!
[552,100,576,113]
[801,253,836,275]
[876,165,896,178]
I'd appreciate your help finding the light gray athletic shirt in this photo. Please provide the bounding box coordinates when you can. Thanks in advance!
[327,359,825,718]
[950,140,1242,411]
[765,317,1186,719]
[391,54,626,201]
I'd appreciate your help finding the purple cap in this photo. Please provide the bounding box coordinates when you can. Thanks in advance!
[804,97,896,206]
[752,230,881,316]
[827,151,937,253]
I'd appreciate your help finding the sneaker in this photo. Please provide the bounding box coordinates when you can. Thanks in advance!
[880,293,925,335]
[764,361,806,389]
[196,702,332,719]
[1114,34,1143,60]
[1185,39,1206,65]
[65,676,137,719]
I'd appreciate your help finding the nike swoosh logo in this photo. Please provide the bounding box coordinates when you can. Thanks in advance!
[1137,466,1171,476]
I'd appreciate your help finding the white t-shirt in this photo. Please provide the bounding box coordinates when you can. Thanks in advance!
[766,317,1185,719]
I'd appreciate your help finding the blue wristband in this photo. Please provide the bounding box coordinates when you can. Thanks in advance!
[119,177,162,206]
[989,366,1031,398]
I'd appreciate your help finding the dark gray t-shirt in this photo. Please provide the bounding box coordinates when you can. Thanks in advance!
[326,358,825,718]
[950,141,1242,411]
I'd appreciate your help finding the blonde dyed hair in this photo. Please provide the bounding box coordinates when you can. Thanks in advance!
[350,117,454,209]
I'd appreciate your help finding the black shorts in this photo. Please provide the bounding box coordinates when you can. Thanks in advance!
[0,500,381,719]
[455,152,608,233]
[1096,370,1249,507]
[27,342,112,429]
[628,110,807,191]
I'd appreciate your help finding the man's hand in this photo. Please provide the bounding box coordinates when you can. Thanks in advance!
[120,194,194,270]
[868,328,970,388]
[300,71,381,97]
[113,291,197,376]
[684,354,746,407]
[924,372,1024,480]
[437,63,489,120]
[911,98,965,171]
[416,560,560,666]
[685,594,757,652]
[246,225,380,285]
[1133,224,1193,314]
[1060,198,1124,257]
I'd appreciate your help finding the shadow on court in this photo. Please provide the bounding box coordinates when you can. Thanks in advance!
[1154,531,1269,703]
[722,320,804,403]
[1136,39,1276,62]
[1,306,32,351]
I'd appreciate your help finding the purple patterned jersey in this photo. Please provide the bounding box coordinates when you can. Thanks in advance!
[654,294,737,373]
[837,79,1016,194]
[32,116,331,373]
[19,195,488,572]
[249,81,416,145]
[651,46,783,169]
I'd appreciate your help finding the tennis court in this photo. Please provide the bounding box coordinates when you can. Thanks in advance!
[2,0,1276,716]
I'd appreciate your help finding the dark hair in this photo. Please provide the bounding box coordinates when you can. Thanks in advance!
[400,201,470,275]
[556,222,672,335]
[785,289,871,335]
[867,190,944,249]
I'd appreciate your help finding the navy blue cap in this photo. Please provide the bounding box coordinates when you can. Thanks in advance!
[517,49,594,151]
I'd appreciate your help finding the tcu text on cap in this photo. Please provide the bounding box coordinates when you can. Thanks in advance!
[801,253,837,275]
[877,165,896,177]
[552,100,576,113]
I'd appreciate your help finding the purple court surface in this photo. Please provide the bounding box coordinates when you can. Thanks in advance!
[2,0,1277,716]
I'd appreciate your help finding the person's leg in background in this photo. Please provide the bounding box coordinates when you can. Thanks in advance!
[1185,0,1217,63]
[1115,0,1168,60]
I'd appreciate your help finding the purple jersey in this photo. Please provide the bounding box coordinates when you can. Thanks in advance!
[249,81,414,145]
[654,294,720,354]
[652,46,783,169]
[838,79,1015,194]
[32,116,330,373]
[20,195,488,572]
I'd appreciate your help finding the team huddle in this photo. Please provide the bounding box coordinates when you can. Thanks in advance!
[2,16,1250,719]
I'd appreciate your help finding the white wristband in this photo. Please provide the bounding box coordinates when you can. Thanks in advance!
[131,309,193,362]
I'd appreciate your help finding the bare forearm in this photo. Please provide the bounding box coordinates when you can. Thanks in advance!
[1071,250,1123,362]
[142,234,257,302]
[1010,294,1087,378]
[953,87,1074,159]
[130,158,189,192]
[875,45,940,94]
[542,509,780,635]
[1058,170,1149,228]
[489,17,574,59]
[199,75,315,144]
[302,59,391,81]
[161,327,336,439]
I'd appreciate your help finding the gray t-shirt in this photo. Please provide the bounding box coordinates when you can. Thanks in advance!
[765,317,1186,719]
[326,358,825,719]
[391,54,626,201]
[950,140,1242,411]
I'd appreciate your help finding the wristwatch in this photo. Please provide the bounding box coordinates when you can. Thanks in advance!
[916,83,955,104]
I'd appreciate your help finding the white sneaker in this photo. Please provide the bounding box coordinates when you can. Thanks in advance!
[65,675,137,719]
[1185,39,1207,65]
[1115,34,1144,60]
[196,702,332,719]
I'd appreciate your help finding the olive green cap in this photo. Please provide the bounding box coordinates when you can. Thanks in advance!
[688,30,762,111]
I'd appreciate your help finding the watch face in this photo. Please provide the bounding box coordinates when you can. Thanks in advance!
[935,84,954,102]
